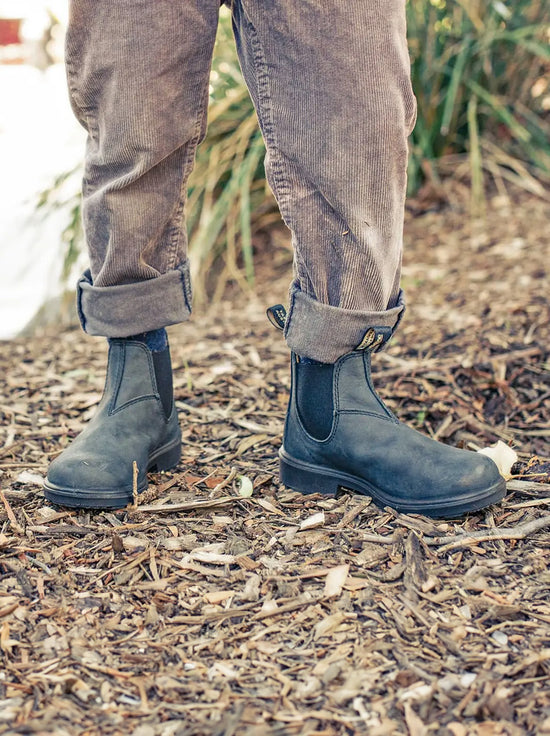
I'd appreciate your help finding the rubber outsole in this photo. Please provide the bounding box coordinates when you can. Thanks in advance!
[279,448,507,518]
[43,439,182,509]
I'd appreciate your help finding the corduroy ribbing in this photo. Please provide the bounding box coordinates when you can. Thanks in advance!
[285,284,405,364]
[231,0,416,324]
[66,0,221,290]
[68,1,415,350]
[76,263,192,337]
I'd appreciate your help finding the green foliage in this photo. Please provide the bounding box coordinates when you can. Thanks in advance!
[407,0,550,199]
[35,164,83,281]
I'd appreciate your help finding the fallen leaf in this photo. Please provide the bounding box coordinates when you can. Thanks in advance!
[255,498,284,515]
[16,471,44,486]
[190,551,236,565]
[446,723,468,736]
[324,564,350,598]
[236,434,268,456]
[0,622,19,654]
[204,590,234,605]
[343,576,371,592]
[300,511,325,530]
[478,440,518,479]
[314,611,348,639]
[237,475,254,497]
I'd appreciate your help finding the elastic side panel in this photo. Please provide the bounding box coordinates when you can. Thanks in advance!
[295,362,334,440]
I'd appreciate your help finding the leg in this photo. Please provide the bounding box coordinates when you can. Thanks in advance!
[231,0,505,517]
[45,0,221,508]
[231,0,416,363]
[66,0,221,336]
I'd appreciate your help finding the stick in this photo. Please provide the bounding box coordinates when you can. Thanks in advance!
[211,467,237,495]
[132,461,138,507]
[351,514,550,552]
[0,489,24,535]
[134,496,235,513]
[507,479,550,494]
[427,514,550,553]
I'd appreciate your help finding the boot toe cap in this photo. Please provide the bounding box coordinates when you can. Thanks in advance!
[459,451,503,489]
[45,453,144,507]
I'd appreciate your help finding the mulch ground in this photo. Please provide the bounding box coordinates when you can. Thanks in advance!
[1,189,549,735]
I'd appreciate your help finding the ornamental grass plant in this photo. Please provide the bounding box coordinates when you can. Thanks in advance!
[406,0,550,204]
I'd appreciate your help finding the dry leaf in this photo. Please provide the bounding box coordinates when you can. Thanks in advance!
[478,440,518,479]
[403,702,427,736]
[190,551,236,565]
[0,698,23,723]
[122,536,148,552]
[255,498,284,515]
[204,590,234,605]
[343,576,371,592]
[16,470,44,486]
[260,599,278,616]
[324,564,350,598]
[314,612,348,640]
[447,724,468,736]
[237,475,254,497]
[0,622,19,654]
[299,511,325,530]
[236,434,268,456]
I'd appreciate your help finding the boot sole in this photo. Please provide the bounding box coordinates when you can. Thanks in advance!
[43,439,182,510]
[279,449,507,518]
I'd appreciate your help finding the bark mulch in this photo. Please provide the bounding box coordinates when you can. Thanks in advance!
[1,191,549,735]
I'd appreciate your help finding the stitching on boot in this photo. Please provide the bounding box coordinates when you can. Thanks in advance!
[108,342,125,415]
[110,395,162,417]
[362,353,396,421]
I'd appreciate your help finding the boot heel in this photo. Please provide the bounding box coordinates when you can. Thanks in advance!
[149,442,181,472]
[279,453,339,496]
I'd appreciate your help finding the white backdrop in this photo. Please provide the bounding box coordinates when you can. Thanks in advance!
[0,63,85,339]
[0,2,85,339]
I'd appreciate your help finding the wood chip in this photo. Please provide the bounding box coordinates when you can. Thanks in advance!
[324,564,350,598]
[1,189,549,734]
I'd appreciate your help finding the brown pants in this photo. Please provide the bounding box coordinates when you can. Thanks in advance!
[67,0,416,361]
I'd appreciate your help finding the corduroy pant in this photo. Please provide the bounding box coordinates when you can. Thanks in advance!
[66,0,416,363]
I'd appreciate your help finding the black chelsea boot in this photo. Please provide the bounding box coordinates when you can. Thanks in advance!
[280,328,506,518]
[44,340,181,509]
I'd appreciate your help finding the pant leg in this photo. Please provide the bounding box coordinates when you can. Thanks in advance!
[66,0,220,337]
[230,0,416,362]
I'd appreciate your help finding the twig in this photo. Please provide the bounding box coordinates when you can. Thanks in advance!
[169,594,327,626]
[176,401,280,435]
[427,515,550,553]
[0,489,24,535]
[355,531,398,545]
[505,499,550,510]
[375,346,542,379]
[349,513,550,553]
[132,461,138,507]
[507,479,550,495]
[252,594,330,621]
[133,496,235,513]
[211,466,237,496]
[74,660,134,680]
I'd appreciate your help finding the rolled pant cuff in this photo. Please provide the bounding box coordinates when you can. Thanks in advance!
[76,262,192,337]
[284,284,405,363]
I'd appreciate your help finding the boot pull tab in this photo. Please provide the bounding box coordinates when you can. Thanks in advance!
[355,326,393,352]
[266,304,287,331]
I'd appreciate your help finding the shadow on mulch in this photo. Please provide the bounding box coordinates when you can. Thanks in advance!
[0,190,549,735]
